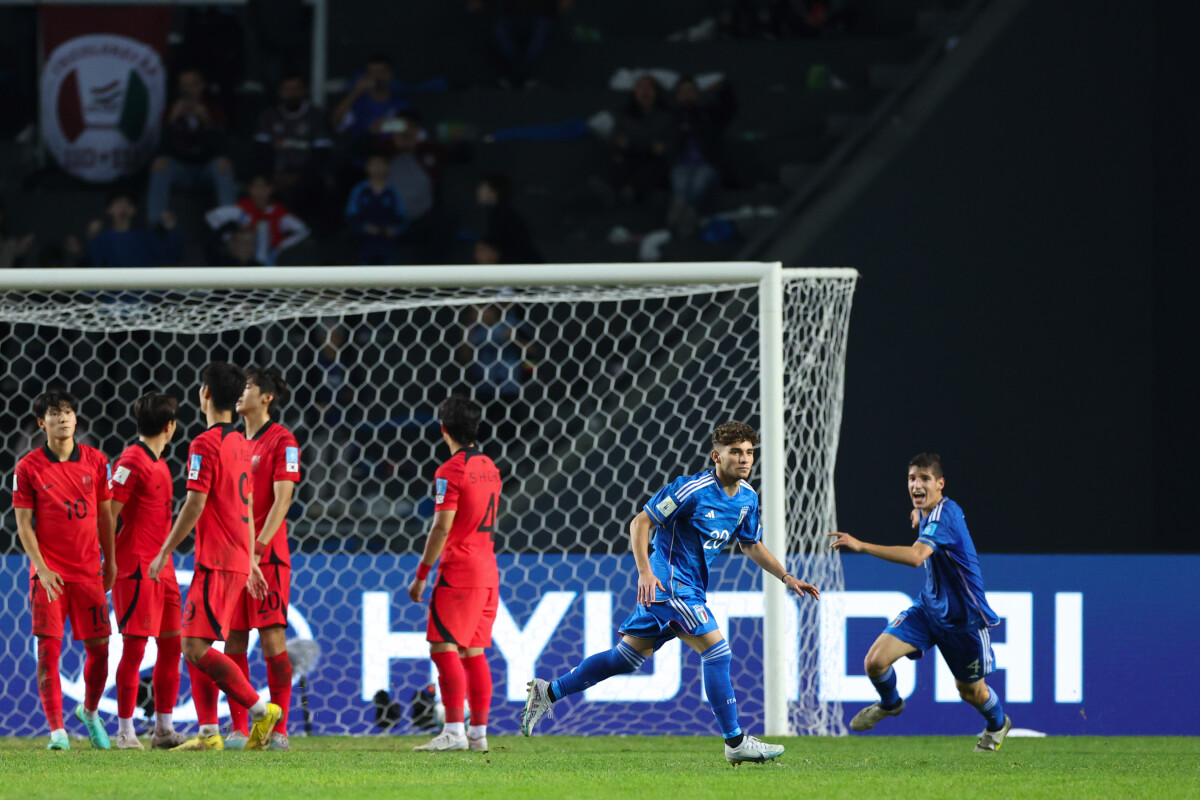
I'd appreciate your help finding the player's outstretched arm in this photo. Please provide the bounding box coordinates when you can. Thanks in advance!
[827,532,933,567]
[149,490,208,581]
[629,511,665,607]
[739,540,819,600]
[97,498,116,591]
[15,508,63,602]
[408,510,455,603]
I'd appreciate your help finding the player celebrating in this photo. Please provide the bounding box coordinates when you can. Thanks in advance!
[827,453,1012,752]
[407,395,501,753]
[13,390,116,750]
[109,391,188,749]
[521,422,820,766]
[148,363,281,750]
[224,366,301,751]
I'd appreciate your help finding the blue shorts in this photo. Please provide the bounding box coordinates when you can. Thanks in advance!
[884,604,996,683]
[618,598,720,648]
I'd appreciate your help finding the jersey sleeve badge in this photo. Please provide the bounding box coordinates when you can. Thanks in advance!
[113,465,130,485]
[285,446,299,473]
[435,477,447,504]
[656,496,678,517]
[188,454,202,480]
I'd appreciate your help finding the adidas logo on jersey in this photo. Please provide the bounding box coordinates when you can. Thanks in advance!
[705,510,716,519]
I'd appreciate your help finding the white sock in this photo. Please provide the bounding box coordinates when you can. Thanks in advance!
[468,725,487,740]
[155,712,174,732]
[249,699,268,720]
[117,717,134,735]
[199,724,220,737]
[83,707,98,720]
[443,721,465,737]
[50,727,66,739]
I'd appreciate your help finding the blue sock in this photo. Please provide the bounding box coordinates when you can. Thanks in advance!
[549,641,645,701]
[870,666,902,708]
[700,641,741,739]
[973,687,1006,731]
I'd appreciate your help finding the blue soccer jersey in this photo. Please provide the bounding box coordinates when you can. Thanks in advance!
[642,468,762,602]
[915,497,999,631]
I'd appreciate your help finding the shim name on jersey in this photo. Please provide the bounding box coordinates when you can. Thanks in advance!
[915,497,999,631]
[248,420,301,568]
[643,468,762,602]
[112,441,176,581]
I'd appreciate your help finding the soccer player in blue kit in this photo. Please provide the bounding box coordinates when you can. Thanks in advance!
[521,422,820,765]
[828,453,1012,752]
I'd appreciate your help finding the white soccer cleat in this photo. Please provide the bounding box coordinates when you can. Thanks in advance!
[724,734,785,765]
[150,729,188,749]
[975,715,1013,752]
[413,731,468,751]
[468,735,488,752]
[520,678,555,737]
[849,699,905,731]
[115,730,145,750]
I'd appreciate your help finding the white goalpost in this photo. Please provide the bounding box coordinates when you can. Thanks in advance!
[0,263,857,737]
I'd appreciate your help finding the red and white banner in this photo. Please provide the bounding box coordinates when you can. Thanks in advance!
[39,6,171,183]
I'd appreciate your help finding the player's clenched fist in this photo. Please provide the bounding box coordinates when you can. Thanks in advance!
[827,531,864,553]
[408,577,426,603]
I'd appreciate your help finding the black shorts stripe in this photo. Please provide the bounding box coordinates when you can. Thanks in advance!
[201,569,224,640]
[117,578,142,632]
[428,585,458,646]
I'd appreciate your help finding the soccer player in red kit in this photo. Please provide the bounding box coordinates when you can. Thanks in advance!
[148,363,281,750]
[109,391,188,749]
[13,390,115,751]
[408,395,501,753]
[224,366,301,751]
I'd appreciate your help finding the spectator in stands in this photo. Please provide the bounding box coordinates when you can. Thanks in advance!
[345,153,408,265]
[387,112,461,264]
[477,172,542,264]
[612,76,673,203]
[468,0,574,90]
[254,75,335,222]
[84,190,182,268]
[146,67,237,226]
[331,55,413,155]
[0,200,35,268]
[669,76,736,237]
[206,174,309,266]
[458,304,535,401]
[208,226,265,267]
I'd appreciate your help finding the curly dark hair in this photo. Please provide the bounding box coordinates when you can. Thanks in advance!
[711,421,759,448]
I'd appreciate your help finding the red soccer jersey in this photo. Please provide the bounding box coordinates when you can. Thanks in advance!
[12,442,112,583]
[111,441,176,581]
[433,447,501,588]
[186,423,253,575]
[248,420,301,567]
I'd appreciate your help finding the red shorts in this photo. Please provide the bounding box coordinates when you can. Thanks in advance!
[427,584,498,649]
[112,574,182,638]
[230,563,290,631]
[30,575,110,641]
[181,568,247,642]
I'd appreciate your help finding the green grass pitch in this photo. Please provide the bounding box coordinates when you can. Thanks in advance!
[2,735,1197,799]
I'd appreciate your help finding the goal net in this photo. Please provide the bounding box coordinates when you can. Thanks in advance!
[0,264,856,738]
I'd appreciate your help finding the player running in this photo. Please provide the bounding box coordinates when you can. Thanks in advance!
[148,363,281,751]
[110,391,188,749]
[828,453,1012,752]
[408,395,501,753]
[13,390,115,751]
[521,422,820,766]
[224,366,301,751]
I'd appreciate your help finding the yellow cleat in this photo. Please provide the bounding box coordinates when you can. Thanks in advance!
[245,704,282,751]
[171,734,225,751]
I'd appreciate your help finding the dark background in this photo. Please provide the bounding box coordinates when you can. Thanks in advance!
[811,1,1194,553]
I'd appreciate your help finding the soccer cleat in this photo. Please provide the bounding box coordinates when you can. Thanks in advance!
[46,731,70,751]
[975,715,1013,752]
[725,734,785,765]
[245,703,283,751]
[849,699,906,732]
[74,704,111,750]
[520,678,555,736]
[150,729,188,749]
[267,732,290,751]
[413,731,468,751]
[224,731,248,751]
[468,735,488,752]
[171,734,224,751]
[115,730,145,750]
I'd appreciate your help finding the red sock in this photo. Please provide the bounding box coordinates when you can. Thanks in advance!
[36,637,64,731]
[266,651,293,735]
[83,643,109,712]
[197,648,260,710]
[187,660,220,726]
[153,635,182,714]
[116,636,147,719]
[462,654,493,726]
[227,652,251,735]
[431,651,467,724]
